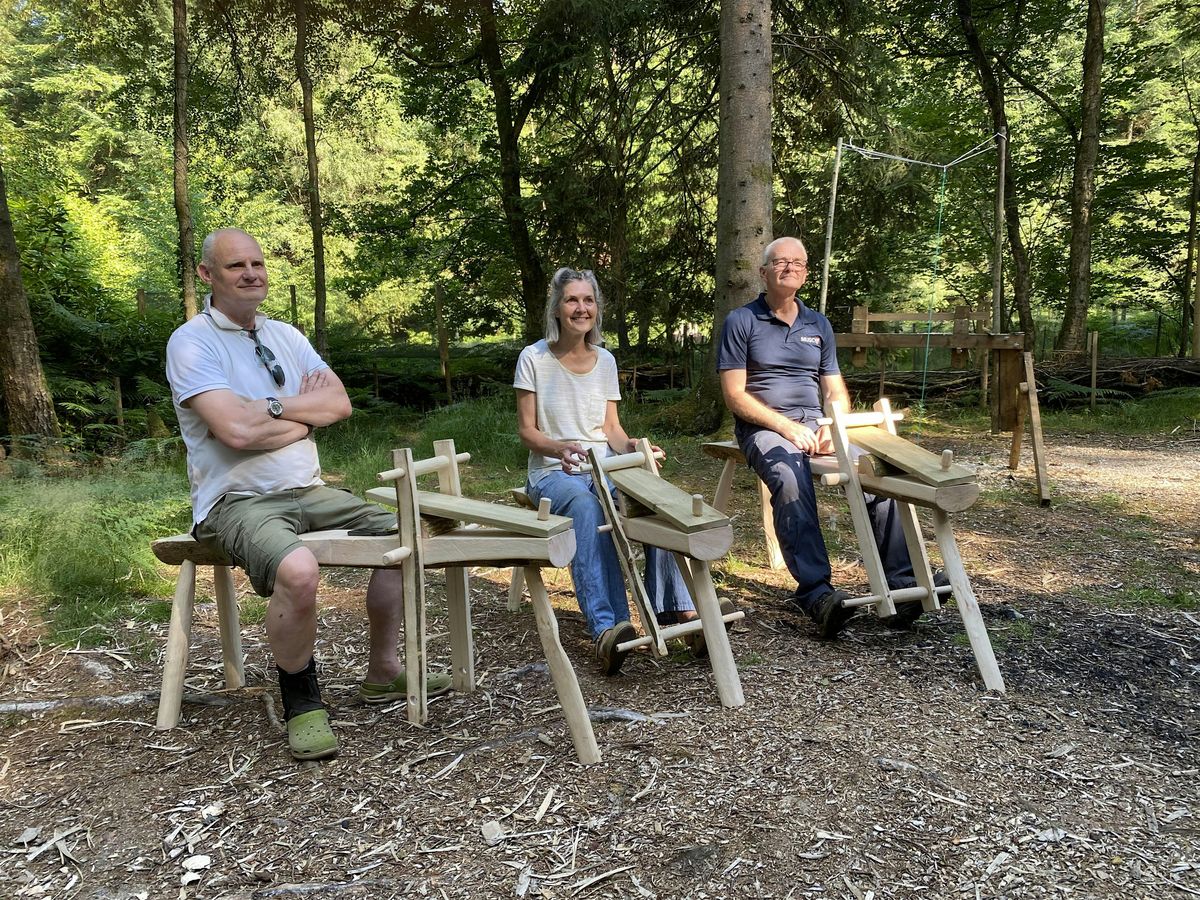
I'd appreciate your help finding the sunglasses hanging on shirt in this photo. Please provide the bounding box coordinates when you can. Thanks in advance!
[246,328,286,388]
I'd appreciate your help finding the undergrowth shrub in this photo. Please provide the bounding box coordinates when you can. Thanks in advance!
[0,472,191,644]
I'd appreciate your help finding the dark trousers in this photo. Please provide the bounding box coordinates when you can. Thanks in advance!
[736,424,914,610]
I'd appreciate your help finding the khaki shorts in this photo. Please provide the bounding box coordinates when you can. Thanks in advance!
[196,486,397,597]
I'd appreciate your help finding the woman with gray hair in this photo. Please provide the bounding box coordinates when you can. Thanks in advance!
[514,267,696,675]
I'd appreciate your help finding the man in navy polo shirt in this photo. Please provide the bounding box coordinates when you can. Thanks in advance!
[717,236,920,638]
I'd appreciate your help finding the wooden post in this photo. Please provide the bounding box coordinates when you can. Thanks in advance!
[1022,353,1051,507]
[1089,330,1099,410]
[933,509,1005,692]
[136,288,146,315]
[435,284,451,403]
[433,438,474,694]
[392,447,427,724]
[818,137,843,317]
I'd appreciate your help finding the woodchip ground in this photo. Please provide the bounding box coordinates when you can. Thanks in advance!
[1,427,1197,899]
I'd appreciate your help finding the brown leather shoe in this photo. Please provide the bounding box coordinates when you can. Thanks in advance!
[596,621,637,675]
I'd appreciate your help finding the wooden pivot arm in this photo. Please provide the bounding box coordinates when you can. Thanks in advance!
[578,448,664,473]
[378,451,471,483]
[586,448,668,656]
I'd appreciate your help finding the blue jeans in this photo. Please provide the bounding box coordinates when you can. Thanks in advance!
[527,470,695,639]
[736,423,914,611]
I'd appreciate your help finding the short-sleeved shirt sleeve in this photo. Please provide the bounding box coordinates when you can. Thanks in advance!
[715,294,838,423]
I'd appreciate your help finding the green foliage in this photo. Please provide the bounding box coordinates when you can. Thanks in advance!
[0,470,192,644]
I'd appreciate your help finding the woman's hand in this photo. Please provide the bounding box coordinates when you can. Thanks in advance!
[558,441,586,473]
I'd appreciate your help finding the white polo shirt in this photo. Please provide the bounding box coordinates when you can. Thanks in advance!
[166,302,328,525]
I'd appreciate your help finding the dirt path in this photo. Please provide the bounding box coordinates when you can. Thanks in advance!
[1,431,1197,899]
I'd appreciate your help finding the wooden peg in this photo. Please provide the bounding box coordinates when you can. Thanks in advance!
[941,449,953,470]
[537,497,551,521]
[377,465,408,482]
[382,545,412,566]
[598,524,614,534]
[692,494,703,516]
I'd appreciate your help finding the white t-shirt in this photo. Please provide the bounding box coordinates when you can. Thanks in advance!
[166,302,328,525]
[513,340,621,481]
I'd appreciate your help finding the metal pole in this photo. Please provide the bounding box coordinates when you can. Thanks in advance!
[992,128,1007,333]
[818,138,843,317]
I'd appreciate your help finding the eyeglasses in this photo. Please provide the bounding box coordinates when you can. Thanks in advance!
[769,258,809,272]
[246,328,286,388]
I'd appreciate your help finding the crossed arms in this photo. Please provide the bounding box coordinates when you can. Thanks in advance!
[187,369,353,451]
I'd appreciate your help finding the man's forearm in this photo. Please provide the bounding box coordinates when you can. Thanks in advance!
[278,385,352,427]
[726,390,798,436]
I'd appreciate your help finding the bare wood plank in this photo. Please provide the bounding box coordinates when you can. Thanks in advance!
[933,509,1005,692]
[395,447,427,725]
[846,427,975,486]
[606,467,728,533]
[855,474,980,513]
[154,529,577,570]
[365,488,573,537]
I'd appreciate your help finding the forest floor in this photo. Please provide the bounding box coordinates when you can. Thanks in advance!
[1,425,1198,900]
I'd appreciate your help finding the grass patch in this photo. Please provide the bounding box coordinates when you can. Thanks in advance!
[0,469,192,645]
[241,596,269,626]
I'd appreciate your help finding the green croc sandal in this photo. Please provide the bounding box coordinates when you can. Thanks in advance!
[287,708,338,761]
[358,671,453,704]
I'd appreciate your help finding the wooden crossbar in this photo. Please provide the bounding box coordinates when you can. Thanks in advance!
[365,487,572,537]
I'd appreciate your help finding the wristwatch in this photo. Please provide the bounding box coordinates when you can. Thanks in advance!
[265,397,284,419]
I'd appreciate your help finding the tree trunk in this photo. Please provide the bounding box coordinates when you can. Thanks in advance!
[476,0,545,343]
[295,0,328,358]
[0,159,61,447]
[1183,135,1200,357]
[1057,0,1106,352]
[956,0,1035,347]
[701,0,773,426]
[173,0,197,320]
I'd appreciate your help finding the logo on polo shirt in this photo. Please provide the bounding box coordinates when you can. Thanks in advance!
[799,335,821,344]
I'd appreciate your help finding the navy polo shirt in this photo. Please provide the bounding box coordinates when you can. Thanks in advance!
[716,293,840,423]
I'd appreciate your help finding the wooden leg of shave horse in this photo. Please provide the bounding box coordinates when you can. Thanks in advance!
[445,566,475,693]
[758,478,785,571]
[433,438,475,693]
[689,561,745,708]
[392,447,428,724]
[932,510,1005,692]
[523,567,601,763]
[213,565,245,689]
[156,560,196,730]
[874,399,938,613]
[507,566,526,612]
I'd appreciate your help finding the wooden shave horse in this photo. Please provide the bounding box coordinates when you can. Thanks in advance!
[582,440,746,709]
[364,440,601,763]
[818,400,1005,692]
